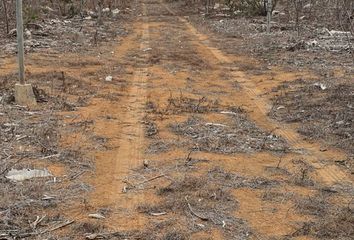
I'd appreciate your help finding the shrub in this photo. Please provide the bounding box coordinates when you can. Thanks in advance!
[225,0,277,16]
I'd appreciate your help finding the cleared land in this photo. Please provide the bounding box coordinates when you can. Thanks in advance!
[0,0,353,239]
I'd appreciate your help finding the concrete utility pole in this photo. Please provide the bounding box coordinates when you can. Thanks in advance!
[266,0,272,34]
[16,0,25,84]
[14,0,37,106]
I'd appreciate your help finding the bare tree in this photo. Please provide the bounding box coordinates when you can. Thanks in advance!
[2,0,9,34]
[290,0,303,37]
[97,0,103,25]
[224,0,278,16]
[80,0,85,16]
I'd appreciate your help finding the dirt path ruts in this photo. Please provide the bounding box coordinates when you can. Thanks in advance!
[161,1,351,186]
[63,6,153,230]
[52,0,353,238]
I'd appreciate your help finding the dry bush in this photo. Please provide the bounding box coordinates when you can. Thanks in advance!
[281,0,354,35]
[145,95,220,116]
[225,0,278,16]
[170,115,288,154]
[293,192,354,239]
[132,166,253,239]
[270,79,354,157]
[0,0,132,35]
[289,159,314,187]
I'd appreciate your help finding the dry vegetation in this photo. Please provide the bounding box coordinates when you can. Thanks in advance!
[123,159,253,239]
[1,2,131,238]
[0,0,131,54]
[167,0,354,169]
[270,79,354,159]
[0,74,94,238]
[0,0,353,239]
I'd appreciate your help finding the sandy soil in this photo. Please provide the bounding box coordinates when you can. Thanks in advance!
[0,0,353,239]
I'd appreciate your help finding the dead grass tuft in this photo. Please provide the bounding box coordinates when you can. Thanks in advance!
[162,231,187,240]
[293,205,354,239]
[171,115,288,154]
[270,80,354,159]
[130,165,255,239]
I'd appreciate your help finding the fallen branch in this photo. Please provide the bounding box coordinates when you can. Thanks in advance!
[185,196,209,221]
[123,174,166,192]
[185,150,193,164]
[205,123,227,127]
[137,174,166,185]
[41,220,75,234]
[41,154,60,159]
[149,212,167,216]
[31,215,46,230]
[1,220,74,239]
[69,170,88,180]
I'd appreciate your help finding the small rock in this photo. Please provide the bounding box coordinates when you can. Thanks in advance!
[86,233,97,239]
[307,40,318,47]
[25,29,32,38]
[112,9,120,17]
[314,82,327,90]
[105,76,113,82]
[143,159,149,168]
[336,120,344,125]
[303,4,312,9]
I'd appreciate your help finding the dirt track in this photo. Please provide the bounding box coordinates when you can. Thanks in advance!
[1,0,353,239]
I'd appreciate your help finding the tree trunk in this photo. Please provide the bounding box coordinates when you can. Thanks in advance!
[97,0,103,25]
[2,0,9,34]
[80,0,84,17]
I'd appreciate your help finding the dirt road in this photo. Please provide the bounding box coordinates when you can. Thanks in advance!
[68,0,351,238]
[1,0,352,239]
[69,0,352,238]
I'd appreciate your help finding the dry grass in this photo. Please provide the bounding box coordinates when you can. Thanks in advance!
[270,79,354,160]
[0,68,95,239]
[170,115,288,154]
[292,192,354,239]
[146,94,221,116]
[135,173,251,239]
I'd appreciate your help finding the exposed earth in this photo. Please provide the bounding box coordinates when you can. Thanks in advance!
[0,0,353,239]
